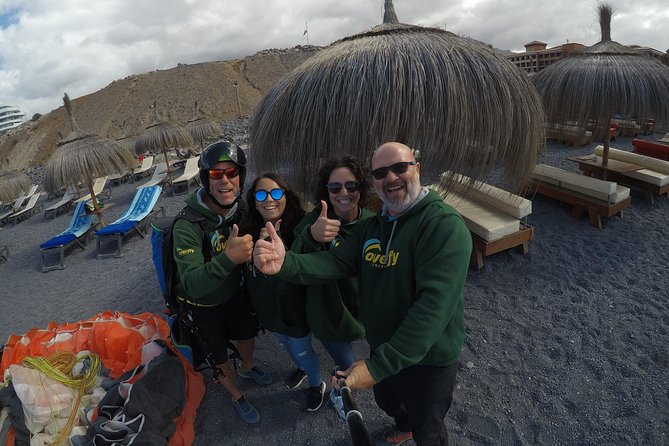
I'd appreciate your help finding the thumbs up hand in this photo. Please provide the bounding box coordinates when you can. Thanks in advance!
[309,200,341,243]
[254,221,286,275]
[225,224,253,264]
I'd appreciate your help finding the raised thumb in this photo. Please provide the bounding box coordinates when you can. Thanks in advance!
[320,200,328,218]
[230,223,239,238]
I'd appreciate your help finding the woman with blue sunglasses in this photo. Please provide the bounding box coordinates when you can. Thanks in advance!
[291,155,375,419]
[241,172,328,412]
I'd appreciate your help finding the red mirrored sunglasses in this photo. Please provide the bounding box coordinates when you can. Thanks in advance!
[208,167,240,180]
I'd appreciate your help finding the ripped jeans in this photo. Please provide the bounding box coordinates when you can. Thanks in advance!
[274,332,322,387]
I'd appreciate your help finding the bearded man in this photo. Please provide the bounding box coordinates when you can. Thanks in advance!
[254,141,472,446]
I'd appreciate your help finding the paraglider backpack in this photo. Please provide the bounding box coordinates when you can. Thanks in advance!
[150,207,240,373]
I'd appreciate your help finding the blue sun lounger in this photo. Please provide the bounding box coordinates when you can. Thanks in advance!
[40,200,96,272]
[95,185,165,259]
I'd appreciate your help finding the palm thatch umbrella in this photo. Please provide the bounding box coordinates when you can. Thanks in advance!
[0,170,30,203]
[533,3,669,167]
[186,101,220,148]
[250,1,545,193]
[134,101,194,183]
[43,94,137,226]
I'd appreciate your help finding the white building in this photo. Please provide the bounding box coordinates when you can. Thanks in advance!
[0,104,26,134]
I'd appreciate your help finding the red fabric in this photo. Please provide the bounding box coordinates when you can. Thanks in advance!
[167,340,206,446]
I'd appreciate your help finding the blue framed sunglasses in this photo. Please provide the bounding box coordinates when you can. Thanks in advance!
[255,188,285,202]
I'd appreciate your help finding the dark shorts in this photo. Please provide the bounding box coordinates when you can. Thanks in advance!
[187,292,258,364]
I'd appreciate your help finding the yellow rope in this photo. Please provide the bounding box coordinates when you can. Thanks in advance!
[20,351,102,446]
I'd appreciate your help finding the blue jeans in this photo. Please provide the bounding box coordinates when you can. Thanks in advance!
[320,340,356,371]
[274,333,322,387]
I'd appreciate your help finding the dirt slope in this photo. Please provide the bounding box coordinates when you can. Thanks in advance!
[0,45,320,170]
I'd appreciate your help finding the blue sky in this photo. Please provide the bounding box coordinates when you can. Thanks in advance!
[1,0,667,118]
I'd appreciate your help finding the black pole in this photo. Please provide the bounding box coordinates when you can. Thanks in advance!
[338,378,373,446]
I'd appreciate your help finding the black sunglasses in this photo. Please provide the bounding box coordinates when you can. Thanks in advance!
[371,162,417,180]
[255,188,285,202]
[327,181,359,194]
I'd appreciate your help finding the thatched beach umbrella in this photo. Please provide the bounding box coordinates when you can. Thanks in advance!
[186,101,220,147]
[250,1,545,193]
[134,101,194,183]
[533,3,669,167]
[0,170,30,203]
[43,94,137,226]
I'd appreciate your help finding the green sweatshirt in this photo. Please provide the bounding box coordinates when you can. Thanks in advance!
[291,205,374,341]
[173,189,243,306]
[278,189,472,382]
[243,230,310,338]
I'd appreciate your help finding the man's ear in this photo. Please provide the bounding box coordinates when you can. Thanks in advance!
[415,162,421,173]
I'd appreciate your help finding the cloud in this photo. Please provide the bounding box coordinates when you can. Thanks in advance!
[0,0,667,118]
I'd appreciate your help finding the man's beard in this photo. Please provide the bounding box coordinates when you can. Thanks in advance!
[376,175,422,215]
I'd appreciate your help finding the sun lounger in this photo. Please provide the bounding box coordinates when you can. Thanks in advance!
[587,146,669,204]
[0,194,26,222]
[43,192,76,220]
[40,200,96,272]
[74,177,112,203]
[432,172,533,269]
[632,139,669,161]
[3,193,43,225]
[171,156,201,195]
[527,164,631,229]
[137,163,170,189]
[95,185,165,258]
[130,155,155,181]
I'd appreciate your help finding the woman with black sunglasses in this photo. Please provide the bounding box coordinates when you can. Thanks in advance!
[291,155,375,419]
[241,172,329,412]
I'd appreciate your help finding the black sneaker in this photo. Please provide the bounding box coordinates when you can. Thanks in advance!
[306,381,326,412]
[285,368,308,389]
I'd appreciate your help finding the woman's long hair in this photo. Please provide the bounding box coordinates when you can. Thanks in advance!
[242,172,304,247]
[314,154,371,210]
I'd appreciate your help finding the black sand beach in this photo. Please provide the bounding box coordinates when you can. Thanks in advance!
[0,135,667,445]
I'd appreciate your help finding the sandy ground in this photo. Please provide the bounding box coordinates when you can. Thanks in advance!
[0,135,667,445]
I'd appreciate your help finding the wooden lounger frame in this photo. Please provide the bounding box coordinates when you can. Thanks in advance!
[576,164,669,204]
[470,222,534,270]
[526,179,630,229]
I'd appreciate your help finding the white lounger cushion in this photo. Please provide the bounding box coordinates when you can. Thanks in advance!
[531,164,630,204]
[441,172,532,219]
[594,145,669,174]
[625,169,669,187]
[442,191,520,242]
[593,145,669,186]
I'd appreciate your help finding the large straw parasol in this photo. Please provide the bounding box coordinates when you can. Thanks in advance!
[43,94,137,226]
[134,101,194,184]
[250,1,545,193]
[533,3,669,167]
[186,101,220,147]
[0,170,30,203]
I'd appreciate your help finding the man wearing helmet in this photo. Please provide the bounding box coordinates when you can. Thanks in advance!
[172,140,272,424]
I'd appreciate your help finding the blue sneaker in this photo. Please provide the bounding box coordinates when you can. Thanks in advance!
[237,365,273,385]
[232,395,260,424]
[330,388,346,420]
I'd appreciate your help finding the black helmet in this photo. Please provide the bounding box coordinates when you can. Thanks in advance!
[198,140,247,194]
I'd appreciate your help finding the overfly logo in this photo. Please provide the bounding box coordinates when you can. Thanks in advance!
[362,238,399,268]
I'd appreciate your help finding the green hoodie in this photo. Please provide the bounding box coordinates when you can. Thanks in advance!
[173,189,244,306]
[291,205,374,341]
[278,189,471,382]
[243,229,309,338]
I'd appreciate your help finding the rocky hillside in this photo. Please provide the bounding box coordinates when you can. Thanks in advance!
[0,46,321,170]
